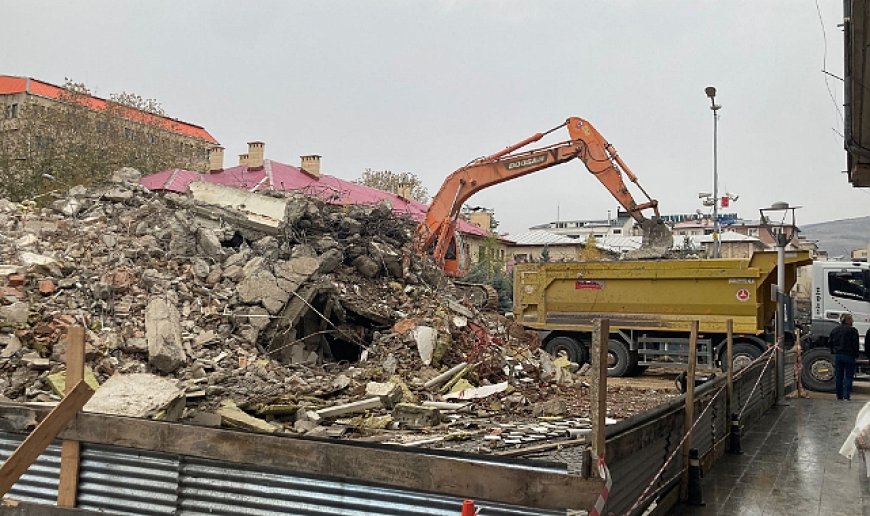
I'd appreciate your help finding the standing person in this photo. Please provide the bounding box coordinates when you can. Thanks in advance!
[830,313,859,400]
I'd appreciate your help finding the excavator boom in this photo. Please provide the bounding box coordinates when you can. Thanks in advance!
[416,117,672,278]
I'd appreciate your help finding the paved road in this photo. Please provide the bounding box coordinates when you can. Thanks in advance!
[675,382,870,515]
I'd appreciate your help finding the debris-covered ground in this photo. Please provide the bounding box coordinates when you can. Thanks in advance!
[0,168,678,457]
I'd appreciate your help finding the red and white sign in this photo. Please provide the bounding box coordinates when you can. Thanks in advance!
[736,288,751,302]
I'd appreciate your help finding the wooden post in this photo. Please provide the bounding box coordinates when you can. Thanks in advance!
[682,320,699,499]
[590,318,609,465]
[57,326,85,507]
[0,381,93,497]
[725,319,734,423]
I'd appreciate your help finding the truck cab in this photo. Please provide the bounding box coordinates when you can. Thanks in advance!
[801,261,870,391]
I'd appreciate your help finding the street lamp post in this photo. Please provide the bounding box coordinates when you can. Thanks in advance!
[759,202,801,405]
[705,86,722,258]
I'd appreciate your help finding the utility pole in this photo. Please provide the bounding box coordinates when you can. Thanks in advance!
[705,86,722,258]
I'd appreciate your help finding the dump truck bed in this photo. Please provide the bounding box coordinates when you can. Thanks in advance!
[514,251,813,335]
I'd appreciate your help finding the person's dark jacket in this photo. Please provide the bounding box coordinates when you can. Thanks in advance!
[830,324,860,357]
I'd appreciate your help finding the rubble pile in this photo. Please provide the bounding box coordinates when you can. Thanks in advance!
[0,169,674,455]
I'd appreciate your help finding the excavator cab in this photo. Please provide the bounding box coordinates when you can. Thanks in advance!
[441,232,468,277]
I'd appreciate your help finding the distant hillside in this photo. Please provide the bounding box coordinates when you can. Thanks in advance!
[801,216,870,259]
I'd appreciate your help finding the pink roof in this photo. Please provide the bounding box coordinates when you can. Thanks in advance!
[140,160,488,237]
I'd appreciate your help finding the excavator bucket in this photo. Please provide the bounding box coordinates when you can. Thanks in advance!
[628,218,674,259]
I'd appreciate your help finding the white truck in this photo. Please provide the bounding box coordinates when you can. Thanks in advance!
[800,260,870,391]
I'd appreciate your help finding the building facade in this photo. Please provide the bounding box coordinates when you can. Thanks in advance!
[0,75,218,200]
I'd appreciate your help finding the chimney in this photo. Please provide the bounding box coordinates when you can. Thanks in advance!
[468,211,494,233]
[238,153,249,167]
[208,146,224,173]
[396,184,412,200]
[248,141,265,170]
[300,155,322,178]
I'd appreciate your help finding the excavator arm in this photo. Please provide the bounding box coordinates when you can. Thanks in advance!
[417,116,672,277]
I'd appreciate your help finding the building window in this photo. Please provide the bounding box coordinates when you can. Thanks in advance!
[748,228,758,237]
[612,229,622,235]
[556,222,566,228]
[5,103,18,119]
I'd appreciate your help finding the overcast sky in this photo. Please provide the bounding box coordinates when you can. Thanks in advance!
[2,1,863,235]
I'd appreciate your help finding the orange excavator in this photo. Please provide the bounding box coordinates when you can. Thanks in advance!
[415,116,673,279]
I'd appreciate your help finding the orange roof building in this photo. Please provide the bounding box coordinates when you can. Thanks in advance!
[0,75,218,144]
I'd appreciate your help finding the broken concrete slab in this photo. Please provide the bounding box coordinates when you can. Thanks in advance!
[237,269,289,314]
[317,248,343,274]
[21,353,50,370]
[109,167,142,186]
[145,297,187,373]
[365,382,403,407]
[51,197,83,217]
[0,334,22,358]
[411,326,436,366]
[216,399,279,433]
[84,373,185,421]
[352,255,380,279]
[103,187,134,202]
[392,403,441,428]
[18,252,58,268]
[196,227,224,257]
[189,182,290,234]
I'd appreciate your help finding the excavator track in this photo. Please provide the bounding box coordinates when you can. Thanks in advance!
[454,282,500,311]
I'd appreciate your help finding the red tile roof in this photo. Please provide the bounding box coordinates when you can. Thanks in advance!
[140,160,488,237]
[0,75,218,144]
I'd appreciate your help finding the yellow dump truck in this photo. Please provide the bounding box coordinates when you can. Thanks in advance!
[513,251,812,376]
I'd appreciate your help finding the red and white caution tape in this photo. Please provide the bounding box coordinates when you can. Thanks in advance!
[623,385,726,515]
[590,455,612,516]
[622,343,782,515]
[737,346,777,419]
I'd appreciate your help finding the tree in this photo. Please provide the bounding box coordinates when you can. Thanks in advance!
[356,169,429,203]
[540,244,551,263]
[0,79,208,202]
[464,235,513,312]
[578,234,602,261]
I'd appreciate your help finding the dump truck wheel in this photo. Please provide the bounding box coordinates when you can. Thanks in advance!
[544,336,586,364]
[720,343,763,372]
[607,340,632,377]
[800,347,836,393]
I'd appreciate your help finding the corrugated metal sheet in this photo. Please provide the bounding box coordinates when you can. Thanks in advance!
[178,456,561,516]
[0,433,560,515]
[76,443,179,515]
[0,433,60,505]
